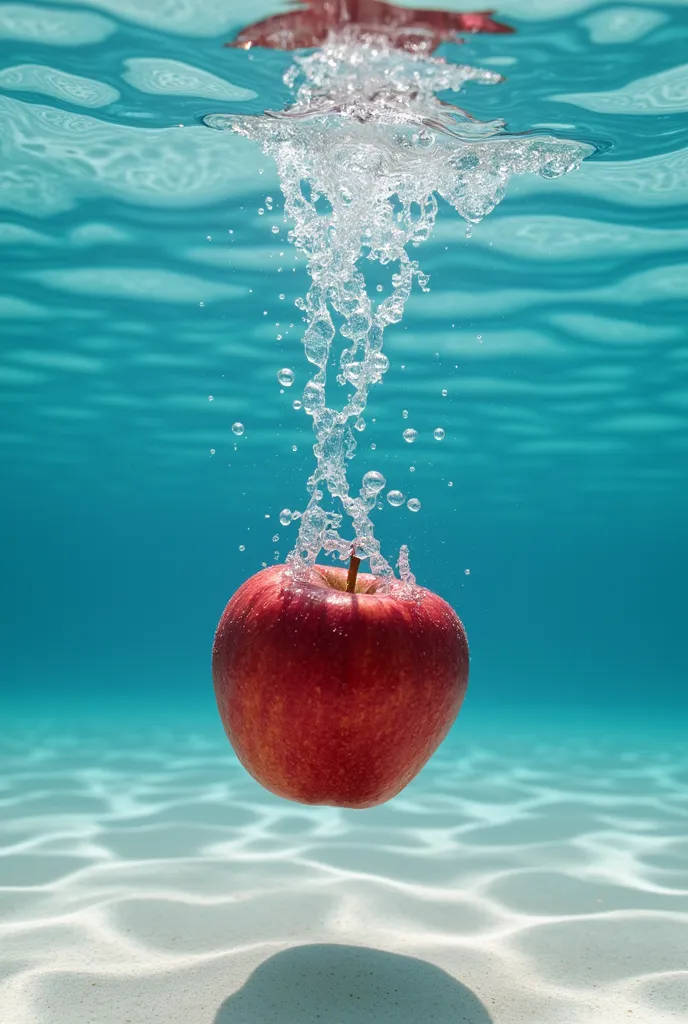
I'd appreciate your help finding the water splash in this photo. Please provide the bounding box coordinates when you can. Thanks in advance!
[206,34,594,588]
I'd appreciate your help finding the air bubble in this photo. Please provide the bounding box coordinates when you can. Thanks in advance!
[279,509,292,526]
[402,409,409,419]
[225,39,591,580]
[209,448,215,455]
[407,498,421,512]
[272,534,280,543]
[208,395,214,401]
[302,381,324,415]
[441,389,448,397]
[362,470,386,494]
[271,225,279,234]
[387,490,405,507]
[231,422,244,436]
[239,545,245,552]
[433,427,445,441]
[403,428,418,444]
[464,568,471,575]
[292,399,302,410]
[277,368,295,386]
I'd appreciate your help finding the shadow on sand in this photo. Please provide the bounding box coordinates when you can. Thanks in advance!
[214,943,493,1023]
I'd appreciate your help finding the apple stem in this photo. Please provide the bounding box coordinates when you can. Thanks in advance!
[346,548,361,593]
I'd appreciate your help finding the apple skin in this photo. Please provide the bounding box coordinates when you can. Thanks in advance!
[212,563,469,808]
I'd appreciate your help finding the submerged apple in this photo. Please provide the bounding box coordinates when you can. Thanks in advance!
[212,561,469,808]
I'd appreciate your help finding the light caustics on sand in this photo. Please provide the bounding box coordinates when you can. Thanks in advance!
[206,35,594,588]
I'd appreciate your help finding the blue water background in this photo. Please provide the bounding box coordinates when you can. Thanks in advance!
[1,1,687,731]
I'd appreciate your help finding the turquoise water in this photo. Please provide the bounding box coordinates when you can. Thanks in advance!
[1,2,686,725]
[1,6,687,1022]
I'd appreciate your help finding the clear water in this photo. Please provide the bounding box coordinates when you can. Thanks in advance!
[1,3,687,1022]
[2,0,685,720]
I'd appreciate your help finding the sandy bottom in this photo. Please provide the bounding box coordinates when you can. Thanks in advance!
[1,716,686,1024]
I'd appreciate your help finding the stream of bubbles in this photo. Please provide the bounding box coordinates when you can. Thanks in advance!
[206,33,594,592]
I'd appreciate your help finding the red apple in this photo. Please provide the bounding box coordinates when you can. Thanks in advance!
[212,562,469,808]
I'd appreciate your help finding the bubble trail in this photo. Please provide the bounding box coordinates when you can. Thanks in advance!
[208,33,593,589]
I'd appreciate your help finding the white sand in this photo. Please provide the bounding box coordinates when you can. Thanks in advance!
[1,717,686,1023]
